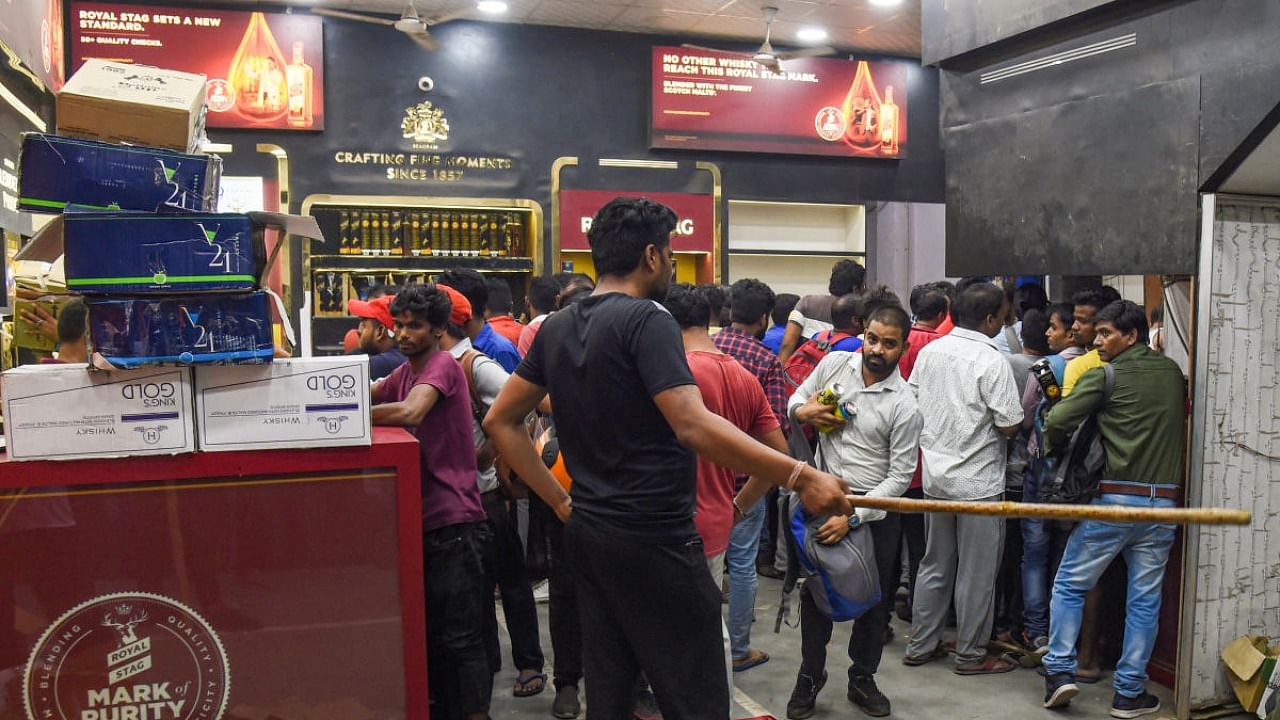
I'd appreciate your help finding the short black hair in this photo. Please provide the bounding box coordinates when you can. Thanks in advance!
[662,283,711,329]
[909,283,949,322]
[390,283,451,328]
[953,282,1006,330]
[485,278,513,314]
[772,293,799,326]
[831,293,862,332]
[1047,302,1074,329]
[559,285,592,308]
[1070,288,1109,313]
[931,280,955,300]
[955,276,989,295]
[57,299,87,343]
[697,284,727,321]
[528,276,560,315]
[865,304,911,341]
[1015,283,1048,320]
[554,272,595,291]
[437,269,487,318]
[828,259,866,296]
[587,197,677,277]
[857,285,902,323]
[729,278,776,325]
[367,284,396,300]
[1020,308,1051,354]
[1095,300,1150,344]
[1099,286,1123,306]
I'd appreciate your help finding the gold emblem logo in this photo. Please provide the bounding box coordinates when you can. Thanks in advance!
[401,101,450,144]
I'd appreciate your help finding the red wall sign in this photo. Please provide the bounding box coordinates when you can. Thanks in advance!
[559,190,715,252]
[651,46,909,159]
[0,0,65,90]
[70,2,325,131]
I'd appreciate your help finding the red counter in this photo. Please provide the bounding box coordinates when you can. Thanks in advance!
[0,427,427,720]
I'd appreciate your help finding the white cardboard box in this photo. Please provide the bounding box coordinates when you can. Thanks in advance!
[57,59,207,152]
[195,357,372,452]
[2,364,196,461]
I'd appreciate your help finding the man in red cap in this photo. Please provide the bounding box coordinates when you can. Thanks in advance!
[348,293,407,381]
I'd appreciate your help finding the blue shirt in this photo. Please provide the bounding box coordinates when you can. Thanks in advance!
[475,323,521,373]
[369,348,407,381]
[762,325,785,355]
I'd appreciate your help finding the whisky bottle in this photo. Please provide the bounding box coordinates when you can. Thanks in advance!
[390,211,404,256]
[494,213,507,257]
[286,41,314,128]
[338,210,352,255]
[480,212,494,256]
[358,211,371,255]
[879,85,899,155]
[450,212,462,257]
[379,212,392,256]
[409,212,422,256]
[420,212,433,256]
[508,212,524,257]
[430,211,441,256]
[469,213,481,256]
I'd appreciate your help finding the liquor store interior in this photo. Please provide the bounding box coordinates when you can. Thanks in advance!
[0,2,1277,720]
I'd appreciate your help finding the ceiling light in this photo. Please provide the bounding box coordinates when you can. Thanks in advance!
[477,0,507,13]
[797,27,828,42]
[869,0,902,7]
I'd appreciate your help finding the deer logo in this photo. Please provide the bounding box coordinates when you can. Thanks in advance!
[315,416,347,435]
[133,425,168,445]
[101,605,148,646]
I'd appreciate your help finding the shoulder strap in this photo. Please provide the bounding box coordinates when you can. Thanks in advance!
[458,349,489,422]
[1102,362,1116,401]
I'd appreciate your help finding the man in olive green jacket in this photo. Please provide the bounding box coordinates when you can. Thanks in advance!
[1040,300,1186,720]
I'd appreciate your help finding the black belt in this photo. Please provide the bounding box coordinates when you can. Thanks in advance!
[1098,482,1181,501]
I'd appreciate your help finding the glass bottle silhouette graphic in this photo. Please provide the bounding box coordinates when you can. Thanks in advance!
[286,41,314,128]
[841,60,883,153]
[879,85,899,155]
[228,12,290,120]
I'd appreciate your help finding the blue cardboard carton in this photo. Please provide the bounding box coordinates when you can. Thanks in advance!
[87,292,275,368]
[19,133,221,214]
[57,212,264,294]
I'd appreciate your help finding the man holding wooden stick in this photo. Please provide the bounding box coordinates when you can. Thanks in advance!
[1040,300,1187,719]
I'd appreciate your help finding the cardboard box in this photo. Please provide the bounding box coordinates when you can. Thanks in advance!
[194,357,372,452]
[1223,635,1280,715]
[57,60,207,152]
[58,213,263,294]
[87,292,276,368]
[19,133,221,214]
[2,364,196,461]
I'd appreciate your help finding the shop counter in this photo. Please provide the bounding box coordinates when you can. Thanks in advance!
[0,427,428,720]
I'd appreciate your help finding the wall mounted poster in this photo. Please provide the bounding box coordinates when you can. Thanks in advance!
[651,46,909,158]
[0,0,65,90]
[70,2,325,130]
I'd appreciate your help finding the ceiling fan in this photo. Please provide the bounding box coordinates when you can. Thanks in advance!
[682,6,836,74]
[312,1,466,51]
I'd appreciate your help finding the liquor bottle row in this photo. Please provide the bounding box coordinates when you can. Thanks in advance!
[335,209,527,258]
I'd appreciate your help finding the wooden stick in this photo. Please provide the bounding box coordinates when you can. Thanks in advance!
[845,494,1251,526]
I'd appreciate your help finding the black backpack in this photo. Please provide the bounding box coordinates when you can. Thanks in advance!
[1042,364,1116,504]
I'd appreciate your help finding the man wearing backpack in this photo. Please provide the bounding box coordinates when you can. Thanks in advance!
[778,259,866,363]
[437,284,548,700]
[1041,301,1187,719]
[785,304,922,719]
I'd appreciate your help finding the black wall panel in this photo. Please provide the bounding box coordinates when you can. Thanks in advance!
[922,0,1123,66]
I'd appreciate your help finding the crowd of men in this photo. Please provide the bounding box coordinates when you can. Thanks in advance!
[354,197,1187,720]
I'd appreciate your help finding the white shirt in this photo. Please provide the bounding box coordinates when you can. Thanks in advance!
[788,352,922,521]
[909,327,1024,500]
[448,337,509,494]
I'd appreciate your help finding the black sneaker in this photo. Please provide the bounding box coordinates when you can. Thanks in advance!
[1111,692,1160,719]
[786,670,828,720]
[1043,673,1079,709]
[847,674,891,717]
[552,685,581,719]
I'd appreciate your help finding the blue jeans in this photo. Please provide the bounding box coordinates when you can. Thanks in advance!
[1043,492,1176,698]
[727,498,767,659]
[1021,463,1051,637]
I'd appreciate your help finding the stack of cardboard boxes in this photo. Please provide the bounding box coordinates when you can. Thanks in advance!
[3,60,370,461]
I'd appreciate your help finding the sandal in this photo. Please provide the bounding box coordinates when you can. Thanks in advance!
[513,670,547,697]
[903,645,949,667]
[954,653,1018,675]
[733,648,770,672]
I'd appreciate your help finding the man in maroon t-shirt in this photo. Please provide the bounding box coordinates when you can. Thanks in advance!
[372,283,492,720]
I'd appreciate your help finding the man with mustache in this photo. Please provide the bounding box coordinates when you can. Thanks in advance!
[785,303,923,718]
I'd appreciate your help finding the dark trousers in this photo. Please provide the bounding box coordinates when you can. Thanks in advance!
[800,512,901,680]
[546,506,583,689]
[897,487,926,605]
[424,521,494,720]
[565,516,728,719]
[481,489,545,674]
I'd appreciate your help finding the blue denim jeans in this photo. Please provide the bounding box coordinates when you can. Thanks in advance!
[1042,492,1176,698]
[1021,463,1051,637]
[727,497,767,659]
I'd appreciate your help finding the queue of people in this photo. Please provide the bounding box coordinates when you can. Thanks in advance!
[354,196,1187,720]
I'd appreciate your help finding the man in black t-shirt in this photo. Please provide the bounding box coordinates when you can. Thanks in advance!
[486,197,851,718]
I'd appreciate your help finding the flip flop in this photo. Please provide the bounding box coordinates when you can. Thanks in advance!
[954,653,1018,675]
[733,649,770,672]
[513,670,547,697]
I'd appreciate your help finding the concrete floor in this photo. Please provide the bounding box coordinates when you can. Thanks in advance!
[489,576,1189,720]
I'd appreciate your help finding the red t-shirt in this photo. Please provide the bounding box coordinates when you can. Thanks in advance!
[902,324,943,489]
[375,351,486,531]
[517,315,547,356]
[488,315,524,347]
[685,350,779,557]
